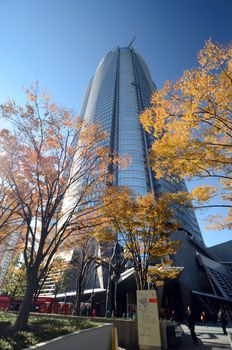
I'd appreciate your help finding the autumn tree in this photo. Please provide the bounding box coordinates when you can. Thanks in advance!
[0,83,111,330]
[0,179,21,246]
[102,242,128,317]
[69,228,99,316]
[98,187,181,292]
[140,40,232,229]
[1,255,26,298]
[35,254,70,298]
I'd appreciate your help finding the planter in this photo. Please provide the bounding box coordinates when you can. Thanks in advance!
[23,324,114,350]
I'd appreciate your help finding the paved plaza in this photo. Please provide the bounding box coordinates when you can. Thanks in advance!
[119,323,232,350]
[180,324,232,349]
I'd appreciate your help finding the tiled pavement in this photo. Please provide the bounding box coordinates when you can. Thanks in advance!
[180,324,232,349]
[119,323,232,349]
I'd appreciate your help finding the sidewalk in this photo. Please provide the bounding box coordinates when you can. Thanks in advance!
[180,323,232,349]
[119,323,232,350]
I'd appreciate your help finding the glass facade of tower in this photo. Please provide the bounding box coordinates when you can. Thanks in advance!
[79,46,204,243]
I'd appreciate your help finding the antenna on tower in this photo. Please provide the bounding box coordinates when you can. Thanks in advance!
[128,36,136,48]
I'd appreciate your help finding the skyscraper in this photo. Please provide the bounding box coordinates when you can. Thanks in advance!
[78,45,203,243]
[45,46,232,318]
[72,46,209,314]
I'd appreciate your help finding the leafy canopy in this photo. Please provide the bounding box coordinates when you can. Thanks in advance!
[98,187,181,289]
[140,40,232,229]
[0,83,112,330]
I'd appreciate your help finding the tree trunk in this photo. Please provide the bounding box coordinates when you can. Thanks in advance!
[73,276,83,316]
[105,267,112,317]
[74,296,82,316]
[134,268,142,290]
[90,268,97,312]
[113,280,118,316]
[14,270,38,330]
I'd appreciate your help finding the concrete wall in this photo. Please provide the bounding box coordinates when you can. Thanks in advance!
[29,313,138,349]
[89,317,138,349]
[24,324,113,350]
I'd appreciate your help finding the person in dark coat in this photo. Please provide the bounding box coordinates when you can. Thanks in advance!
[218,307,229,335]
[185,305,198,345]
[200,310,207,326]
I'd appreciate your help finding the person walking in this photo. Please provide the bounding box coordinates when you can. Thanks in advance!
[170,309,177,322]
[218,306,229,335]
[185,305,198,345]
[91,307,96,317]
[200,310,207,326]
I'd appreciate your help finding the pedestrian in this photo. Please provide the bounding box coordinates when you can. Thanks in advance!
[170,309,177,322]
[218,306,229,335]
[185,305,198,345]
[91,307,96,317]
[159,307,167,320]
[200,310,207,326]
[211,311,217,325]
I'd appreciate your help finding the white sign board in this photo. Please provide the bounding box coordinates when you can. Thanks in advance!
[137,290,161,349]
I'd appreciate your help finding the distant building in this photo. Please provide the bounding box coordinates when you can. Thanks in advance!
[166,232,232,319]
[39,250,73,296]
[0,232,20,287]
[209,240,232,272]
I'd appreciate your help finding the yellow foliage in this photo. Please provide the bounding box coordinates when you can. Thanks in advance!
[140,39,232,228]
[189,186,218,202]
[0,83,114,307]
[99,187,181,289]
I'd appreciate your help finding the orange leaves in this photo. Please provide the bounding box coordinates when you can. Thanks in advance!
[189,185,218,203]
[140,40,232,181]
[49,103,57,114]
[206,208,232,231]
[140,40,232,230]
[0,83,123,328]
[99,187,180,288]
[0,128,10,138]
[46,136,61,149]
[28,93,36,102]
[148,265,182,287]
[198,40,231,72]
[0,100,17,115]
[0,83,113,267]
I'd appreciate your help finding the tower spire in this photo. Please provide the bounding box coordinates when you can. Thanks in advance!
[128,36,136,48]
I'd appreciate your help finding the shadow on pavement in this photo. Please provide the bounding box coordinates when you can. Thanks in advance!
[180,325,231,349]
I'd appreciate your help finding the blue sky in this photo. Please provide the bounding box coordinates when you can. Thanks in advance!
[0,0,231,246]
